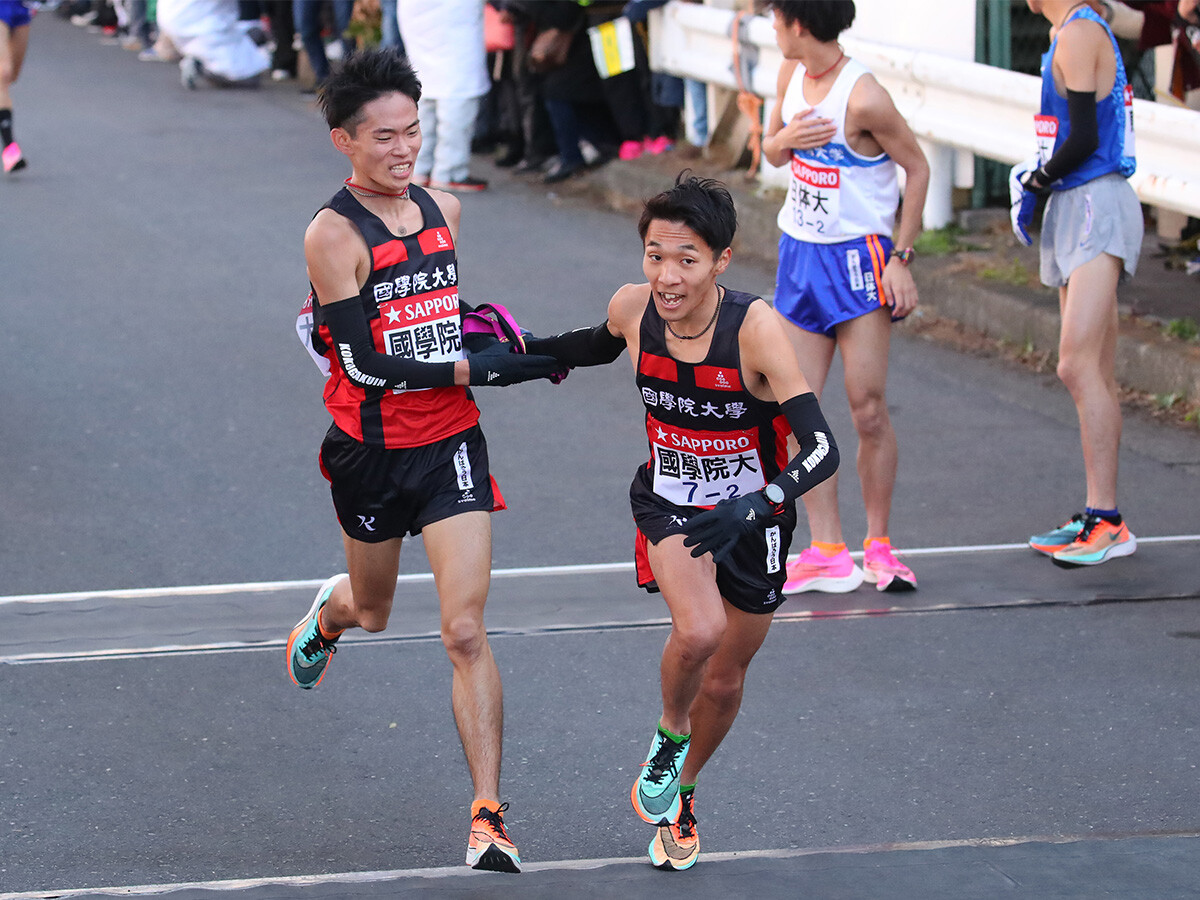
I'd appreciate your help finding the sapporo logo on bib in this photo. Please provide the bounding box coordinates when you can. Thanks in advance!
[649,416,766,507]
[789,156,840,237]
[377,287,464,393]
[1034,114,1058,166]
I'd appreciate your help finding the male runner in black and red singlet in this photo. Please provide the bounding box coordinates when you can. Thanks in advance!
[286,49,560,874]
[526,173,840,870]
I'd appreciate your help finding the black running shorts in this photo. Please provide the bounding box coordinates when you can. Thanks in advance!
[629,466,795,614]
[319,423,503,543]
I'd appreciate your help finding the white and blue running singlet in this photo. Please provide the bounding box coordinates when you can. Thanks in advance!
[1037,5,1136,190]
[777,58,899,244]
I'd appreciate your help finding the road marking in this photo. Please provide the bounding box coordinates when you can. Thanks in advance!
[2,534,1198,607]
[3,831,1198,899]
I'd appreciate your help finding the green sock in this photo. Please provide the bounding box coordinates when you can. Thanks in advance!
[657,722,690,743]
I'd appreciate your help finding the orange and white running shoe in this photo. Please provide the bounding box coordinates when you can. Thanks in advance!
[1051,516,1136,568]
[783,545,864,594]
[466,800,521,873]
[862,538,917,592]
[648,786,698,870]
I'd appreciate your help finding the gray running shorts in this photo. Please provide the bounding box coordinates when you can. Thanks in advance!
[1039,173,1143,287]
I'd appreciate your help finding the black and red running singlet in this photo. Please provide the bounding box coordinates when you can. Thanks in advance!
[636,288,791,509]
[309,185,479,449]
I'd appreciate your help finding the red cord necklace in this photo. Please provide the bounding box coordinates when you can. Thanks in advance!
[804,46,845,80]
[343,177,410,200]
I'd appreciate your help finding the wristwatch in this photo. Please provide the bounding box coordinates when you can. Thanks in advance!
[891,247,915,266]
[763,483,786,505]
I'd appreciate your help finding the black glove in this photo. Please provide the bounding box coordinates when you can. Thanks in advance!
[681,490,776,564]
[466,341,563,386]
[463,330,501,354]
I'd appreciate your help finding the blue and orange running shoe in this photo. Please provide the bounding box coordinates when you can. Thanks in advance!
[1051,516,1136,568]
[1029,513,1086,555]
[648,785,699,870]
[632,723,690,825]
[466,800,521,873]
[286,574,345,689]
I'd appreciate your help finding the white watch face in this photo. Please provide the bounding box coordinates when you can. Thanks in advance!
[764,484,785,504]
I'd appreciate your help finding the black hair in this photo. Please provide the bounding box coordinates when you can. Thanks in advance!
[768,1,856,42]
[318,48,422,133]
[638,171,737,258]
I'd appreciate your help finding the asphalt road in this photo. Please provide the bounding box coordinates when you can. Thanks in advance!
[2,15,1200,900]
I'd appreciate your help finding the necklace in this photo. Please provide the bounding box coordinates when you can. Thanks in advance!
[665,287,723,341]
[1058,1,1089,28]
[344,177,410,201]
[804,46,845,80]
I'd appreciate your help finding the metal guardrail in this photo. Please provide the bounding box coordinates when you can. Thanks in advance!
[650,2,1200,223]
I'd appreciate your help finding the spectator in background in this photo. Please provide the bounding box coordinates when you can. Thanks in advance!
[1,0,32,174]
[489,2,558,173]
[294,0,353,91]
[261,0,297,81]
[528,0,618,183]
[157,0,270,88]
[397,0,490,191]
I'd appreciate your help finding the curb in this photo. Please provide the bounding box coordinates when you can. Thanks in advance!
[568,157,1200,405]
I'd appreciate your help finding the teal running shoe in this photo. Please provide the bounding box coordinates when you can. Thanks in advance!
[287,574,345,689]
[631,724,690,824]
[1029,513,1085,555]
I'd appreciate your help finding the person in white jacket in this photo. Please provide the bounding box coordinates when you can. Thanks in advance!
[396,0,489,191]
[157,0,268,89]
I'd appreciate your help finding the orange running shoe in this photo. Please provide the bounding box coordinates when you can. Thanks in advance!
[1051,516,1136,568]
[466,800,521,873]
[648,786,698,870]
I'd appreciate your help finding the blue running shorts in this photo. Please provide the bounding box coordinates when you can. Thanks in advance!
[0,2,33,28]
[774,232,894,337]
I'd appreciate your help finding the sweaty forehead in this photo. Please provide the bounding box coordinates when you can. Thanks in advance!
[644,219,709,253]
[359,92,419,129]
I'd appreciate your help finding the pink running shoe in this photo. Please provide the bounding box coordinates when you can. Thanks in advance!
[862,539,917,592]
[618,139,643,161]
[3,141,26,174]
[783,546,864,594]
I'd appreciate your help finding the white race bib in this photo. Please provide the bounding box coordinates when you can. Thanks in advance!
[649,418,766,507]
[378,287,464,393]
[789,156,841,238]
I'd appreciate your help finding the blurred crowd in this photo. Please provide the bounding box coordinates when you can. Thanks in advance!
[47,0,717,191]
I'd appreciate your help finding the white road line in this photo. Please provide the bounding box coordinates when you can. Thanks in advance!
[3,534,1198,608]
[3,831,1197,899]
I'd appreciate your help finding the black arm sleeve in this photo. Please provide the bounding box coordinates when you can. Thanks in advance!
[770,393,839,503]
[320,296,456,390]
[523,320,627,367]
[1041,89,1100,183]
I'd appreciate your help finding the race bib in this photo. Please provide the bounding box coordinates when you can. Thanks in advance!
[789,155,841,237]
[297,291,332,378]
[377,288,464,393]
[649,417,766,508]
[1034,114,1058,166]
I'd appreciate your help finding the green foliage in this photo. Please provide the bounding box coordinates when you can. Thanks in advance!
[1163,317,1199,342]
[914,226,969,256]
[980,259,1032,285]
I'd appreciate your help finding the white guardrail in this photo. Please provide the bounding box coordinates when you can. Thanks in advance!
[650,2,1200,226]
